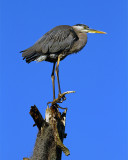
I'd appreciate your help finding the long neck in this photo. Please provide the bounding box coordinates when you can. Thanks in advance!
[70,32,87,53]
[77,32,87,50]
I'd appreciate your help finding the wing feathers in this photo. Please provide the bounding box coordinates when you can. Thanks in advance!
[21,25,78,63]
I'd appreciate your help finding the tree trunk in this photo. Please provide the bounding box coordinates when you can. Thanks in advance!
[23,105,70,160]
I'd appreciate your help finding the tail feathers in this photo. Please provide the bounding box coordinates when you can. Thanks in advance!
[21,46,42,63]
[24,53,41,63]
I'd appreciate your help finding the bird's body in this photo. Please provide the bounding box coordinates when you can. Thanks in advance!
[21,24,106,102]
[21,25,88,63]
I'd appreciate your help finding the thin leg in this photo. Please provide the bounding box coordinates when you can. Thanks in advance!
[51,62,56,100]
[55,55,61,96]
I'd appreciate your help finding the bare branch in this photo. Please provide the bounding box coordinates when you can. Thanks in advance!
[29,105,45,130]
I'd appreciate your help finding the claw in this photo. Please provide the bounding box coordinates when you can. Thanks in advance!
[58,94,66,103]
[62,95,66,101]
[47,91,75,106]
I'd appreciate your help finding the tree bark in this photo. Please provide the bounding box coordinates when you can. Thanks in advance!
[23,104,69,160]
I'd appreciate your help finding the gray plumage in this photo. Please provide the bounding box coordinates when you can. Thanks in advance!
[21,25,88,63]
[21,24,106,101]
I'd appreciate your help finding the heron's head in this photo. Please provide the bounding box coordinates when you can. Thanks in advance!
[73,24,106,34]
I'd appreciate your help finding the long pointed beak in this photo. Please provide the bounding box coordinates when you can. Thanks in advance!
[84,28,106,34]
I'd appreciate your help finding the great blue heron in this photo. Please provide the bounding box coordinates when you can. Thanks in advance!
[21,24,106,102]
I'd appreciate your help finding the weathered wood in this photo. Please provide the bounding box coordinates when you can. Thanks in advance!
[45,105,70,156]
[29,105,45,130]
[24,104,69,160]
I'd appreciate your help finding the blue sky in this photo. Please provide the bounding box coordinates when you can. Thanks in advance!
[0,0,127,160]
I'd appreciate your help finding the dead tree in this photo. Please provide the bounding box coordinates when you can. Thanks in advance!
[23,91,74,160]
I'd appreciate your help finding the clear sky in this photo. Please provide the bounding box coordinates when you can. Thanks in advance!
[0,0,127,160]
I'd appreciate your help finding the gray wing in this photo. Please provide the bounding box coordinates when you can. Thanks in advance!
[21,25,78,63]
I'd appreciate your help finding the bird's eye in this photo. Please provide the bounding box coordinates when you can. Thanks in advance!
[84,26,89,29]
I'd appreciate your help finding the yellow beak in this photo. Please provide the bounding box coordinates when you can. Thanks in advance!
[87,28,106,34]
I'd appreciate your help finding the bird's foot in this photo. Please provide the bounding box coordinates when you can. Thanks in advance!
[58,94,66,103]
[47,91,75,106]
